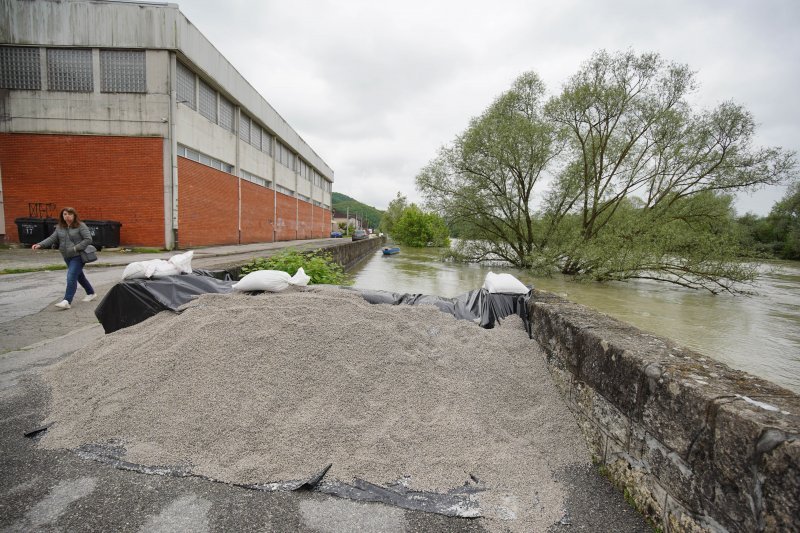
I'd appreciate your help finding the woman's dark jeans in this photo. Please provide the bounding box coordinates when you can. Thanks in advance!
[64,255,94,303]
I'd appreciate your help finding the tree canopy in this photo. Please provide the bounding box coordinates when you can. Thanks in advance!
[416,50,797,293]
[380,194,450,247]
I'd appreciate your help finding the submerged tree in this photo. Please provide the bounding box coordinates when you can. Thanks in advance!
[765,181,800,259]
[417,50,796,293]
[541,51,795,290]
[416,72,562,267]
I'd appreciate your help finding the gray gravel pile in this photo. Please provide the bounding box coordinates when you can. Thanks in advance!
[39,286,590,531]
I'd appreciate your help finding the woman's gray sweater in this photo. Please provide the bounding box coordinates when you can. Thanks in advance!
[37,223,93,260]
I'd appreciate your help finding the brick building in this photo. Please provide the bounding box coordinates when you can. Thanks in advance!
[0,0,333,249]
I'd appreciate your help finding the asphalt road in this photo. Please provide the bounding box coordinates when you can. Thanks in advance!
[0,241,652,532]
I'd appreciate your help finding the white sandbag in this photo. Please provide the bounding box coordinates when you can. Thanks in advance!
[121,261,149,280]
[233,267,311,292]
[169,250,193,274]
[482,271,529,294]
[150,260,182,278]
[290,267,311,287]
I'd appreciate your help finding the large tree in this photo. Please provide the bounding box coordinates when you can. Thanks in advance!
[417,50,796,293]
[416,72,562,267]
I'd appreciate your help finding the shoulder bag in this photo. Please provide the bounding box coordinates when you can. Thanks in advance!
[81,244,98,263]
[68,226,98,263]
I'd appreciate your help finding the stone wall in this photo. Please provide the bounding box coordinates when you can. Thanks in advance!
[527,289,800,532]
[315,236,386,271]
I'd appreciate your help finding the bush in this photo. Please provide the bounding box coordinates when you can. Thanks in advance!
[240,249,350,285]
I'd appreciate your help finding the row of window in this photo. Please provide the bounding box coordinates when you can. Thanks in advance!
[0,46,145,93]
[176,60,331,192]
[177,144,235,173]
[177,144,329,207]
[240,169,271,189]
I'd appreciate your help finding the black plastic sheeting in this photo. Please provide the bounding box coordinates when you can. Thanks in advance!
[353,287,532,335]
[95,272,532,337]
[94,270,234,334]
[66,441,484,517]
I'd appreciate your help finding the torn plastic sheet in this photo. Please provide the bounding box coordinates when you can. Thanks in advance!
[67,440,483,517]
[351,287,533,334]
[94,270,235,334]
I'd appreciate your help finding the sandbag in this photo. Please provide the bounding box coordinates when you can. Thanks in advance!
[482,271,529,294]
[232,268,310,292]
[122,251,194,280]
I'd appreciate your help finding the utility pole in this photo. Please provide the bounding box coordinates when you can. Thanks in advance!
[346,207,349,236]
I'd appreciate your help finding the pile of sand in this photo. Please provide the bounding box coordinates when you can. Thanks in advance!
[40,286,589,531]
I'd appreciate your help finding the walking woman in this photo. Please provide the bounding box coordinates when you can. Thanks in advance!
[32,207,97,309]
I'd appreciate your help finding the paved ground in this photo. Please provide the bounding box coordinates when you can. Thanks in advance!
[0,240,652,532]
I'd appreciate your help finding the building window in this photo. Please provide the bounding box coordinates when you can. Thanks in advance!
[263,134,273,156]
[239,113,251,143]
[276,184,295,196]
[47,48,93,92]
[241,169,271,188]
[219,95,234,132]
[100,50,145,93]
[198,78,217,123]
[251,124,262,151]
[0,46,41,90]
[276,141,294,169]
[177,144,234,173]
[176,61,195,109]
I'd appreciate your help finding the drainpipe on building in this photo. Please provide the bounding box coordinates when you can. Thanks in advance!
[167,54,179,250]
[235,108,241,244]
[272,138,277,242]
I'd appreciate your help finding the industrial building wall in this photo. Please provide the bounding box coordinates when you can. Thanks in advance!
[240,180,275,244]
[313,204,331,238]
[0,133,164,246]
[275,192,298,241]
[176,158,238,248]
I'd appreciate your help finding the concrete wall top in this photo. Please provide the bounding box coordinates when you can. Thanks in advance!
[1,0,334,182]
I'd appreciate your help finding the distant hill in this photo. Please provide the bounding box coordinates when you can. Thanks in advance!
[332,192,383,229]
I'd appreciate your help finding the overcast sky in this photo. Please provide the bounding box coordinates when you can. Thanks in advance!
[173,0,799,215]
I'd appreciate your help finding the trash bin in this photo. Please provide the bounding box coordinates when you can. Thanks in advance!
[44,218,58,237]
[14,217,48,246]
[83,220,122,250]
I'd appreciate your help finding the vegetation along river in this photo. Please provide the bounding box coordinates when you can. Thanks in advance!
[349,246,800,394]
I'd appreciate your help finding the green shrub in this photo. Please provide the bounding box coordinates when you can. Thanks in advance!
[240,249,350,285]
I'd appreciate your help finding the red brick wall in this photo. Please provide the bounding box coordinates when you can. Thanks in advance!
[313,204,331,238]
[297,200,313,240]
[275,192,297,241]
[0,133,332,247]
[240,180,274,243]
[0,133,164,246]
[177,158,238,247]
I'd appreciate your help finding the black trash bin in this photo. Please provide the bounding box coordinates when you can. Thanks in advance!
[44,218,58,237]
[14,217,48,246]
[83,220,122,250]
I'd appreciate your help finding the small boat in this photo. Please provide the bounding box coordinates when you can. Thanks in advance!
[382,247,400,255]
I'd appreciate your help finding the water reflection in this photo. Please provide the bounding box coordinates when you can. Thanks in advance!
[350,247,800,394]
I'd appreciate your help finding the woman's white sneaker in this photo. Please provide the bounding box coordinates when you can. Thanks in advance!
[82,294,97,302]
[55,300,71,309]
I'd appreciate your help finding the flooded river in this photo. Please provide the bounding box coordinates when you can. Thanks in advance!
[350,245,800,394]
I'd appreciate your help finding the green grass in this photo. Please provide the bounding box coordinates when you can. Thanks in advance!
[1,264,67,275]
[127,247,164,253]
